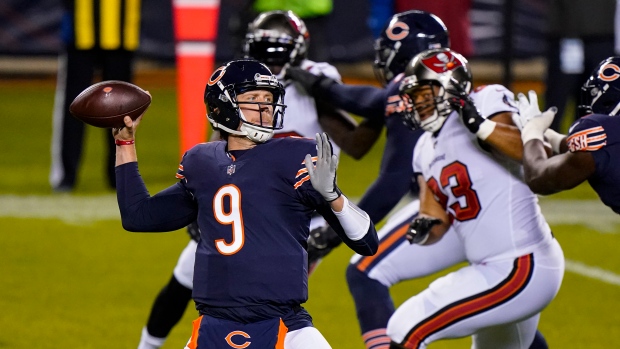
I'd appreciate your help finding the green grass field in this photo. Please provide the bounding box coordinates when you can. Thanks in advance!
[1,77,620,348]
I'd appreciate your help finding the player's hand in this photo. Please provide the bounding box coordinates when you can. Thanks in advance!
[112,115,141,141]
[285,67,335,96]
[112,91,149,142]
[447,80,490,139]
[407,217,442,245]
[516,90,558,144]
[305,132,342,202]
[186,221,201,242]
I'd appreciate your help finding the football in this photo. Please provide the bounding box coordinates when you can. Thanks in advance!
[69,80,151,128]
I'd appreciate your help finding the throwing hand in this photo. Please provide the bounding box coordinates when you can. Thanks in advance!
[305,133,342,202]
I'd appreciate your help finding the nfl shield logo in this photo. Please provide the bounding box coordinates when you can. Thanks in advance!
[227,164,236,175]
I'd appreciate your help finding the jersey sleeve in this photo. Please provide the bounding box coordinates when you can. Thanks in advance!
[566,117,607,153]
[302,60,342,81]
[470,84,518,120]
[116,162,197,232]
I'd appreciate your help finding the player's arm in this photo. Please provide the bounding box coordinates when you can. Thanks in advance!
[516,90,596,194]
[448,88,526,161]
[116,174,198,231]
[305,133,379,256]
[286,66,386,119]
[481,112,524,161]
[113,116,198,231]
[407,174,451,245]
[316,100,384,160]
[522,141,595,195]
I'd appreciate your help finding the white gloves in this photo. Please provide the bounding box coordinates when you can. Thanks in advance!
[305,133,342,202]
[514,90,558,145]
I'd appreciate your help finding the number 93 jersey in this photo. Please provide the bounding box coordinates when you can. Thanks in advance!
[413,85,553,264]
[176,137,327,308]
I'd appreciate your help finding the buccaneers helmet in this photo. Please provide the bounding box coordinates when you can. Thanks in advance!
[579,56,620,116]
[399,48,472,133]
[244,10,310,67]
[374,10,450,86]
[204,59,286,142]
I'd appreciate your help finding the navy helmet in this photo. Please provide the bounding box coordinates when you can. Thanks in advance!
[204,59,286,142]
[374,10,450,86]
[580,56,620,116]
[399,48,472,133]
[244,10,310,67]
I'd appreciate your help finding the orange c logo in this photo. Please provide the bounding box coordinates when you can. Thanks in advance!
[385,21,409,41]
[599,63,620,82]
[225,331,251,349]
[208,66,226,86]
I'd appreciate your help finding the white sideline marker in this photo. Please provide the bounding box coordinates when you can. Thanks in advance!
[565,259,620,286]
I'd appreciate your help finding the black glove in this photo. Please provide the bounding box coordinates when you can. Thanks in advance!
[187,220,201,242]
[447,81,485,135]
[307,225,342,267]
[406,217,441,245]
[285,67,336,97]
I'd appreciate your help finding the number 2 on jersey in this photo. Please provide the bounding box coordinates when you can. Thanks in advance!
[213,185,245,255]
[428,161,481,221]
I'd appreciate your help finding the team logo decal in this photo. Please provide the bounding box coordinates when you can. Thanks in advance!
[386,20,409,41]
[208,66,226,86]
[422,52,463,73]
[225,330,251,348]
[598,63,620,82]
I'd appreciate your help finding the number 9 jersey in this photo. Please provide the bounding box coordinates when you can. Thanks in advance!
[176,137,355,309]
[413,85,553,264]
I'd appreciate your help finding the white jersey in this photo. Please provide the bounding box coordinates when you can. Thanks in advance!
[276,59,342,155]
[413,84,552,264]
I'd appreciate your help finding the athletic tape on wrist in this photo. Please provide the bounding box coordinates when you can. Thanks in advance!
[475,120,496,141]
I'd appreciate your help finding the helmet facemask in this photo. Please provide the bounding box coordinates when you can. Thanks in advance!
[243,10,309,72]
[236,85,286,143]
[580,79,620,117]
[244,29,306,68]
[401,79,452,133]
[578,57,620,117]
[399,48,472,133]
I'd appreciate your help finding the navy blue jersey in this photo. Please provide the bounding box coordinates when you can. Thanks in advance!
[567,114,620,214]
[116,137,377,321]
[178,138,326,308]
[326,75,423,223]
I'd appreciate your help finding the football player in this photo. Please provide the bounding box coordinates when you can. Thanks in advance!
[384,48,564,348]
[514,56,620,215]
[285,11,550,349]
[135,11,382,349]
[286,9,447,273]
[114,59,378,348]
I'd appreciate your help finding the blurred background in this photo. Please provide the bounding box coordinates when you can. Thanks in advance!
[1,0,548,85]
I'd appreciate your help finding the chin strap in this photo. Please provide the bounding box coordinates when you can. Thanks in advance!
[240,122,274,143]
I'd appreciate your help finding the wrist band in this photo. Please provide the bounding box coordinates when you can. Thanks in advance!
[544,129,566,154]
[115,139,135,146]
[475,119,496,141]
